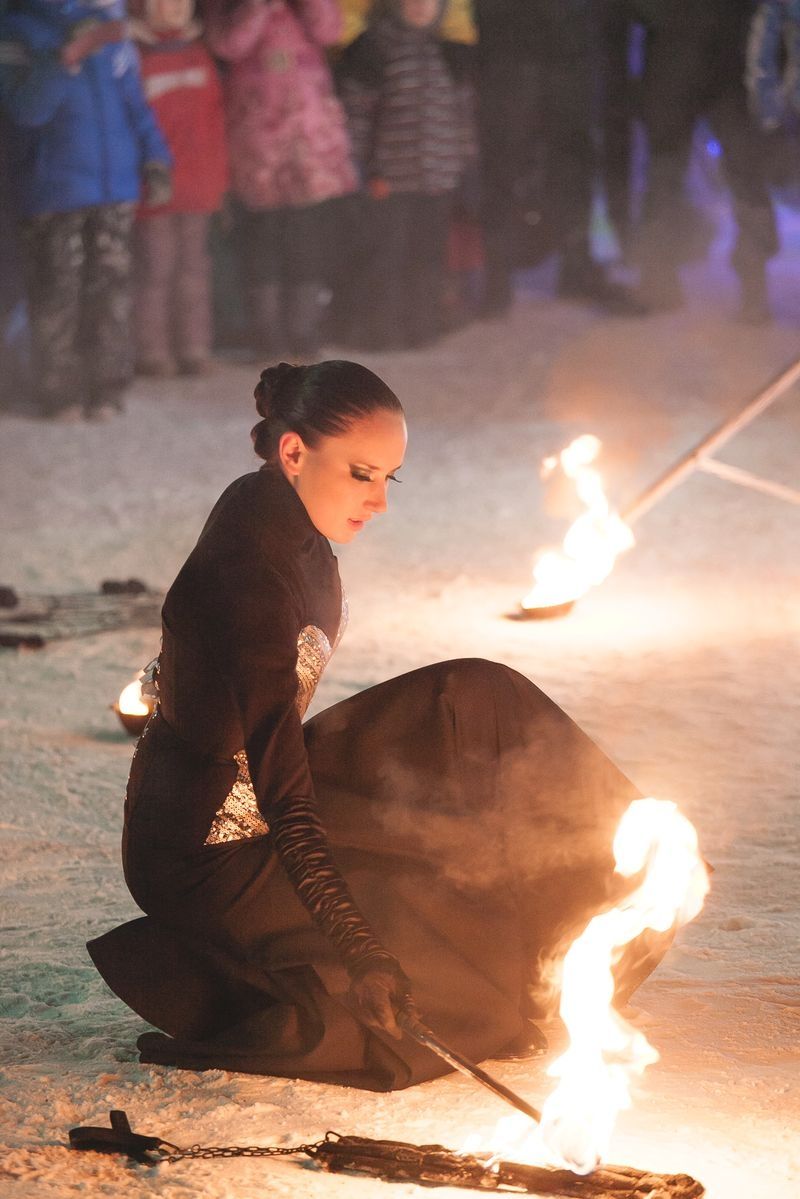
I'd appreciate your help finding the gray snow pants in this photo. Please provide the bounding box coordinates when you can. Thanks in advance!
[21,201,135,416]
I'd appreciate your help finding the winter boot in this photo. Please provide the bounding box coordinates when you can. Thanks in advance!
[249,283,285,363]
[736,273,772,324]
[636,249,683,313]
[84,384,125,422]
[559,239,648,316]
[286,282,323,361]
[732,246,772,325]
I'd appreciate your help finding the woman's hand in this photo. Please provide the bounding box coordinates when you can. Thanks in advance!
[349,958,417,1040]
[267,794,419,1038]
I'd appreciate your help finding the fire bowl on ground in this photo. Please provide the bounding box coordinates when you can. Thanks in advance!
[510,599,577,621]
[113,678,154,736]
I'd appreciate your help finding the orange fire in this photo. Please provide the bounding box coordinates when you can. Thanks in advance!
[539,798,709,1172]
[468,797,709,1174]
[522,434,634,612]
[117,678,150,716]
[114,675,156,736]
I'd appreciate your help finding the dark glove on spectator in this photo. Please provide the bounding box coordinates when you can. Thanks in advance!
[60,18,127,71]
[143,161,173,207]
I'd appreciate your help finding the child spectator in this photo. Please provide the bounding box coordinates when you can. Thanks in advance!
[336,0,476,350]
[747,0,800,133]
[205,0,356,360]
[626,0,777,320]
[0,113,30,414]
[0,0,172,420]
[130,0,228,376]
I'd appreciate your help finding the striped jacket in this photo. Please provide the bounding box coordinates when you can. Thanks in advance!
[337,14,476,196]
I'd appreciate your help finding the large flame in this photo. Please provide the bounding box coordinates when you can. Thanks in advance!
[469,798,709,1174]
[522,434,634,611]
[539,798,709,1172]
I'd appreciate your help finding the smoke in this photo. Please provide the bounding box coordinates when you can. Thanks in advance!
[368,738,633,897]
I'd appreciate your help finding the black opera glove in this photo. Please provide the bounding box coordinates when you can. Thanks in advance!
[349,957,417,1041]
[269,796,417,1038]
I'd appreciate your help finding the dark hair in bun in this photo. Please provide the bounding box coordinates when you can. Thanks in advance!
[251,360,403,462]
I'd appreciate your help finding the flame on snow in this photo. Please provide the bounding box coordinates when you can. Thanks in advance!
[468,798,709,1175]
[522,434,634,610]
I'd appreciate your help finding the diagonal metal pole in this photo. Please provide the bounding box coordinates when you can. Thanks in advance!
[694,456,800,505]
[622,355,800,525]
[397,1012,542,1124]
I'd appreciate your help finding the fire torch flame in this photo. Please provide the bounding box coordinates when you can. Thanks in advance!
[539,798,709,1173]
[471,797,709,1175]
[522,434,634,612]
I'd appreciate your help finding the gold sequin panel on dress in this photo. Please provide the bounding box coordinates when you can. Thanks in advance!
[204,600,348,846]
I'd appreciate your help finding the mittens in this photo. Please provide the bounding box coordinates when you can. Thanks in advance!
[60,18,128,72]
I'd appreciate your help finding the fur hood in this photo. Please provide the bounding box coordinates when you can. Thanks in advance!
[127,16,202,46]
[369,0,448,33]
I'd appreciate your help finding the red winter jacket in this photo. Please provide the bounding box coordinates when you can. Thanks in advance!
[132,27,228,215]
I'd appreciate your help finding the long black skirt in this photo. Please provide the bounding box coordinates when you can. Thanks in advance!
[89,659,667,1090]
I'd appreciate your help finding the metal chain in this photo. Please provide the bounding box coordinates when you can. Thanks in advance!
[158,1136,330,1165]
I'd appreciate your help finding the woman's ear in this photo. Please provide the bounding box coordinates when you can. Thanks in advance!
[277,431,306,479]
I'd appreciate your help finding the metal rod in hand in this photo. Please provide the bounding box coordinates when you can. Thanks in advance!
[397,1011,542,1125]
[622,354,800,526]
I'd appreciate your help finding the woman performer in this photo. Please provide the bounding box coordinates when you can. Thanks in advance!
[89,360,667,1090]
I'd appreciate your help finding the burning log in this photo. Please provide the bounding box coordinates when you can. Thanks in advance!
[313,1133,705,1197]
[68,1114,705,1197]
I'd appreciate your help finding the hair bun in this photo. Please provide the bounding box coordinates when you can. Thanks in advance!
[254,361,300,418]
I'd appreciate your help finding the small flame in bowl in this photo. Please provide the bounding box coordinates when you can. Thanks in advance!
[117,679,150,716]
[522,434,634,612]
[114,676,155,735]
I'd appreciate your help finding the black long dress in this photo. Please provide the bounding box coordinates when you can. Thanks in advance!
[89,468,667,1090]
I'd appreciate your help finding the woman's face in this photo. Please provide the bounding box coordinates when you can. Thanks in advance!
[279,409,407,543]
[145,0,193,32]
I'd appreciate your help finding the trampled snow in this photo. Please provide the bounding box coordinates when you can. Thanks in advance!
[1,285,799,1197]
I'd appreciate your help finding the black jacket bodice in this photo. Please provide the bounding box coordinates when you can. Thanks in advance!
[145,467,399,984]
[157,467,343,820]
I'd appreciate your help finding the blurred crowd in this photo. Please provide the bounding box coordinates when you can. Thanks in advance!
[1,0,799,421]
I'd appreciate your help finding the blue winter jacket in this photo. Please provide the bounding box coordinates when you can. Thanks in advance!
[0,0,171,217]
[746,0,800,129]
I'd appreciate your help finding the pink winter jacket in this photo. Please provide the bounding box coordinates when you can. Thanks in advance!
[206,0,357,210]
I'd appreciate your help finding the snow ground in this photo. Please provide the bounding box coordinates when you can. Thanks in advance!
[1,271,799,1198]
